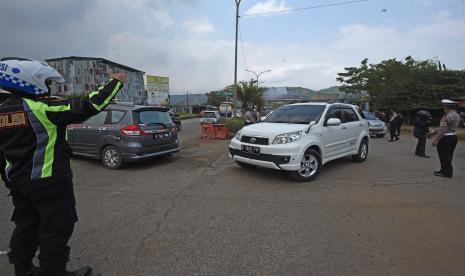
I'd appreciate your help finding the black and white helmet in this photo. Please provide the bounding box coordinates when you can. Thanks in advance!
[0,57,65,97]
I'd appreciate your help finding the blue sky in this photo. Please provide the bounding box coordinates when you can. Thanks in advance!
[1,0,464,94]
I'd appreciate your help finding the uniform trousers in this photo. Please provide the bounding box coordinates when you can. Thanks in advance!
[437,135,458,176]
[8,180,78,276]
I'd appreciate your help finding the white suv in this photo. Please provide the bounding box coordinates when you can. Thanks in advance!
[229,103,370,181]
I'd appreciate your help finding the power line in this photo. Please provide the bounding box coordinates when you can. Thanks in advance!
[242,0,368,17]
[238,20,249,73]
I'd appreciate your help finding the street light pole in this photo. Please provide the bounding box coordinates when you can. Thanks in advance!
[245,69,272,88]
[234,0,242,115]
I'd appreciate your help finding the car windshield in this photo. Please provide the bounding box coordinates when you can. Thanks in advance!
[363,111,378,120]
[265,105,325,124]
[203,112,216,118]
[137,110,173,125]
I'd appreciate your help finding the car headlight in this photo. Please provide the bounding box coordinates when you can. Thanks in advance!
[235,130,242,140]
[272,131,302,144]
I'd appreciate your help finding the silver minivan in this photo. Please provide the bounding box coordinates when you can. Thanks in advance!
[66,103,180,169]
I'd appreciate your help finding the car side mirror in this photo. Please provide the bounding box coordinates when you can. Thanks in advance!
[326,118,341,126]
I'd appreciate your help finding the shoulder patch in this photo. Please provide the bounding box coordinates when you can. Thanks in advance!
[0,111,28,129]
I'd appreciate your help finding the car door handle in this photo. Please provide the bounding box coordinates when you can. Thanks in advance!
[98,127,107,131]
[341,126,347,129]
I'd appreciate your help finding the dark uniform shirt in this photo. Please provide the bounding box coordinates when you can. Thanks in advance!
[0,79,122,189]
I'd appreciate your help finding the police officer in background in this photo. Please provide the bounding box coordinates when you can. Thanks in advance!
[0,57,128,276]
[414,110,431,158]
[430,99,461,178]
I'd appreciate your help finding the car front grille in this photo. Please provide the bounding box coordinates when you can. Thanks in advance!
[241,135,269,145]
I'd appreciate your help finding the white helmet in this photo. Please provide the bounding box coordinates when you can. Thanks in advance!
[0,57,65,97]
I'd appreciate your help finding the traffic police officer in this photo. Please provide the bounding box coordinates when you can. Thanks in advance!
[431,99,461,178]
[0,57,128,276]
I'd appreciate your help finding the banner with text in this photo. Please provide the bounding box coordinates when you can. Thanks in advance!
[146,75,169,106]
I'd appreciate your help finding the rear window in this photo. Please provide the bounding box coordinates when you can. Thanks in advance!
[136,110,173,125]
[203,112,217,118]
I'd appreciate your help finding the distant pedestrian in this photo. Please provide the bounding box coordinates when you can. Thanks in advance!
[396,112,404,136]
[388,109,399,142]
[430,99,461,178]
[414,110,431,158]
[244,108,256,125]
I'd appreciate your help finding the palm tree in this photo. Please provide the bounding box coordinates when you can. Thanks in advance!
[234,81,265,112]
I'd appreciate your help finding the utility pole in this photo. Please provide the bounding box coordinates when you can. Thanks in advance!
[234,0,242,116]
[186,91,189,113]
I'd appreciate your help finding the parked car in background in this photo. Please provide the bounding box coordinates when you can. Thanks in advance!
[229,103,370,182]
[169,110,182,131]
[200,111,222,124]
[67,103,180,169]
[363,111,387,138]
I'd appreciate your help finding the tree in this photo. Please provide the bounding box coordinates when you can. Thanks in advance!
[233,81,266,112]
[206,91,227,107]
[336,57,465,111]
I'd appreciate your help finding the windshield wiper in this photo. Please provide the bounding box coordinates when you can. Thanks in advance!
[145,122,167,128]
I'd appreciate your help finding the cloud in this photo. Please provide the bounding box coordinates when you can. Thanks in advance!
[244,0,291,16]
[1,0,464,94]
[417,0,434,8]
[182,18,215,34]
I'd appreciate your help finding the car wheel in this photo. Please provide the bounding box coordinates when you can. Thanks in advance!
[352,139,369,162]
[101,146,123,169]
[289,149,321,182]
[177,123,182,131]
[236,161,255,168]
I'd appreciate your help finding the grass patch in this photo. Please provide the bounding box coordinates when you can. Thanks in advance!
[227,117,245,135]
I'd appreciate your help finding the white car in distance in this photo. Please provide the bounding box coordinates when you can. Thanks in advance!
[229,103,370,181]
[200,111,222,124]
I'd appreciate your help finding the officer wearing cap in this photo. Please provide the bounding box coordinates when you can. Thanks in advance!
[430,99,461,178]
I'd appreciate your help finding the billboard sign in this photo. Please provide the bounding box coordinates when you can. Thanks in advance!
[146,75,169,106]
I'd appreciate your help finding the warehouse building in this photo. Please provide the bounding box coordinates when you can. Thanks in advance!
[46,56,145,104]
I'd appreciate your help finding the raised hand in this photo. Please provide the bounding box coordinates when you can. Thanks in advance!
[109,71,129,83]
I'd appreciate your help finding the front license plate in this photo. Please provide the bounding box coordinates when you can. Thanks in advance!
[241,145,260,154]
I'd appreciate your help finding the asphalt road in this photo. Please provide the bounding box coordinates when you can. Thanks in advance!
[1,120,465,275]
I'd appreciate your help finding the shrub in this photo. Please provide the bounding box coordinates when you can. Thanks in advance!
[227,117,245,135]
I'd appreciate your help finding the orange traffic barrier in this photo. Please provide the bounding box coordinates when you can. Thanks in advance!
[213,124,228,140]
[201,123,215,139]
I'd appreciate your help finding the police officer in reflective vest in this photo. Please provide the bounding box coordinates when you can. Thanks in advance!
[0,57,128,276]
[430,99,461,178]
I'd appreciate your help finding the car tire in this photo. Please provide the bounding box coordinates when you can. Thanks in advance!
[236,161,255,168]
[177,122,182,131]
[352,138,369,162]
[289,149,322,182]
[101,146,123,169]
